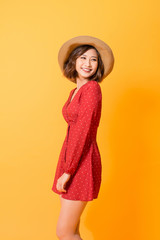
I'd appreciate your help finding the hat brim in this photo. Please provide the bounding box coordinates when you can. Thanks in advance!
[58,35,114,81]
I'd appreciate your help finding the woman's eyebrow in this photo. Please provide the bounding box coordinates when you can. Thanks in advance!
[82,54,98,58]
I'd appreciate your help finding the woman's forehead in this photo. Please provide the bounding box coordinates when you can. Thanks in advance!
[81,48,98,57]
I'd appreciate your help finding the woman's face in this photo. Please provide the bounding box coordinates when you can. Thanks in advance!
[75,48,98,80]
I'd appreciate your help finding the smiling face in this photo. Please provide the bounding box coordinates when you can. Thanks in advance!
[75,48,98,81]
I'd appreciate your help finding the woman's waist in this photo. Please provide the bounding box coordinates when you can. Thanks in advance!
[67,123,99,138]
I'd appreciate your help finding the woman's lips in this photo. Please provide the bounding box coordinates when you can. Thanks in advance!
[82,68,91,72]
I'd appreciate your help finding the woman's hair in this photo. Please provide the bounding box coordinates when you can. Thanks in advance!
[63,45,104,83]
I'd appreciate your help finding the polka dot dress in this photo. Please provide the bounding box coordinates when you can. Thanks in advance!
[52,80,102,201]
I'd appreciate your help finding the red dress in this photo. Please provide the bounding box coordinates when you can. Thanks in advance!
[52,80,102,201]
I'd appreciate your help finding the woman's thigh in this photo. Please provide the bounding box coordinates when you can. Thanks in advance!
[57,196,87,235]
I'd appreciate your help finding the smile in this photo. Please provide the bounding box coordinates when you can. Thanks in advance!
[82,68,92,72]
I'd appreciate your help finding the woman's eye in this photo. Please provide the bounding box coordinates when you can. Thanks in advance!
[80,57,97,61]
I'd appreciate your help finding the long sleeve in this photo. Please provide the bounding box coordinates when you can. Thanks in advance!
[64,81,102,175]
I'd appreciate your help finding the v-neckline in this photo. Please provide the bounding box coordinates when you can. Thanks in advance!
[69,88,77,103]
[68,81,91,105]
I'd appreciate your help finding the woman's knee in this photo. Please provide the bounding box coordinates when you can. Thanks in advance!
[56,222,63,239]
[56,222,71,239]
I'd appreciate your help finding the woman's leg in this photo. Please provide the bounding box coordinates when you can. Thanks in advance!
[56,196,87,240]
[75,219,80,235]
[60,197,81,236]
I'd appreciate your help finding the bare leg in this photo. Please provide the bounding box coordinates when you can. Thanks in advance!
[75,219,80,235]
[57,196,87,240]
[60,197,81,236]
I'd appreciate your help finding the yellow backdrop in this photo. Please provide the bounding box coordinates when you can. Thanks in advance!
[0,0,160,239]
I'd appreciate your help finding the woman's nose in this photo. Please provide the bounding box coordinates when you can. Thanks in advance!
[85,58,91,66]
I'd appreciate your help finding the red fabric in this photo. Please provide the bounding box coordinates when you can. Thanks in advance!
[52,80,102,201]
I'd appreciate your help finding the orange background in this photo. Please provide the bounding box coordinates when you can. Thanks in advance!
[0,0,160,239]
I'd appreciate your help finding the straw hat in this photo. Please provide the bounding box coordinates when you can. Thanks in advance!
[58,35,114,81]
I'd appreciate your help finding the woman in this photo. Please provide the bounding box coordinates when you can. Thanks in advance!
[52,36,114,240]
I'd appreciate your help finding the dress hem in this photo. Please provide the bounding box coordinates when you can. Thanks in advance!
[52,188,98,202]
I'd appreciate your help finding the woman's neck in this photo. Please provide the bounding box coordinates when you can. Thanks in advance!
[76,78,89,90]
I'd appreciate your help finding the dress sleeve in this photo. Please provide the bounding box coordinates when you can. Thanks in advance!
[64,81,102,175]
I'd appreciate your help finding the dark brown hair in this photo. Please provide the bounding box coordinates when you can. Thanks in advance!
[63,45,104,83]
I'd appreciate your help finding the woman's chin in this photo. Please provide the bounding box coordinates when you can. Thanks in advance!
[78,72,94,80]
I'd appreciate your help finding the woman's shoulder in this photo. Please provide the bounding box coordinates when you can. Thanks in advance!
[84,80,101,94]
[87,80,100,86]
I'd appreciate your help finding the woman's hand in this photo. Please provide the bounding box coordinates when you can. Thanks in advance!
[56,173,71,193]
